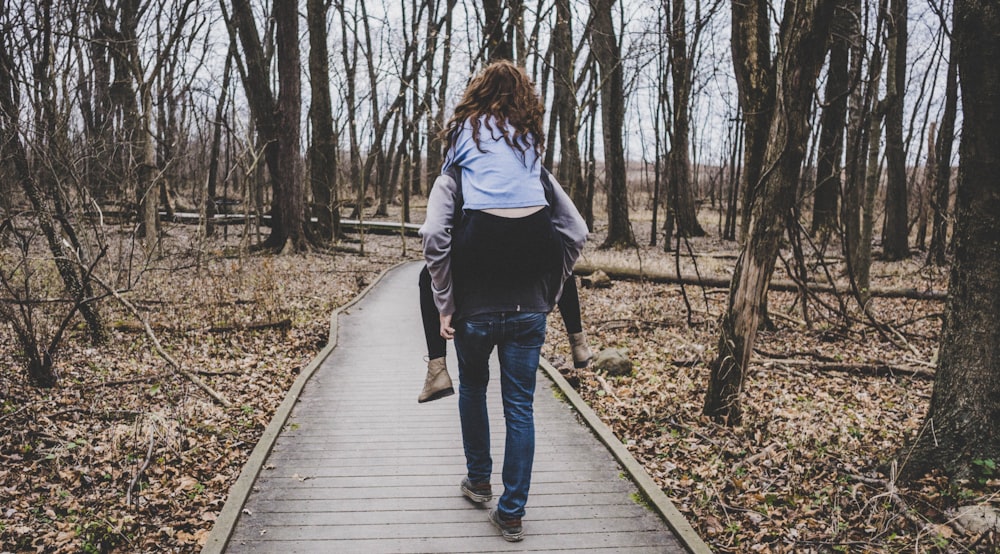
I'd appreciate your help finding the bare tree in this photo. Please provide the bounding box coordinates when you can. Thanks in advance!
[811,0,851,236]
[550,0,585,217]
[881,0,909,260]
[0,16,107,385]
[590,0,635,248]
[928,33,957,266]
[229,0,306,251]
[307,0,339,241]
[903,0,1000,480]
[730,0,774,244]
[664,0,709,239]
[704,0,836,424]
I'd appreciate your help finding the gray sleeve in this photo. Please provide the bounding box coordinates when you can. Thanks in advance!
[419,174,459,316]
[545,171,589,282]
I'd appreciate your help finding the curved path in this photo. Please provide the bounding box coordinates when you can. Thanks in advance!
[204,262,706,553]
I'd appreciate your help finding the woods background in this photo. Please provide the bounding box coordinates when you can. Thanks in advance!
[1,0,998,552]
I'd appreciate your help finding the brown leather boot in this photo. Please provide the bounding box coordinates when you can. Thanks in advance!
[568,331,593,368]
[418,357,454,403]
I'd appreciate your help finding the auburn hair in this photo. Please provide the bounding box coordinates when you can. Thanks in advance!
[441,60,545,165]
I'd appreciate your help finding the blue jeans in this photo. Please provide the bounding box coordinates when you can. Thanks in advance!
[454,311,547,520]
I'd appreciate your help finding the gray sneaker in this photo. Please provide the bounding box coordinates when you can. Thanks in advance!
[488,508,524,542]
[460,477,492,503]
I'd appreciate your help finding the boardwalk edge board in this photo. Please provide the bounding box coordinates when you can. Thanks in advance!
[200,261,411,554]
[538,358,714,554]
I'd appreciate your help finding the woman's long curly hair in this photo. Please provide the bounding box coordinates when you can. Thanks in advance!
[441,59,545,164]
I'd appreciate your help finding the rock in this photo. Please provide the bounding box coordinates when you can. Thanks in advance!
[951,504,1000,535]
[581,270,612,288]
[592,348,633,377]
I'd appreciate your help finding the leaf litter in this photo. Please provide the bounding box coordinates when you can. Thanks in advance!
[1,220,997,553]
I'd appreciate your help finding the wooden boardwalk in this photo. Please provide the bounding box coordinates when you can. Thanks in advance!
[204,262,705,553]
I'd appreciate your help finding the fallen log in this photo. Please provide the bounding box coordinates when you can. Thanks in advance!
[573,263,947,301]
[755,357,936,380]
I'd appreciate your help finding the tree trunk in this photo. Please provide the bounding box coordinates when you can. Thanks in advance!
[421,0,441,195]
[427,0,455,178]
[231,0,306,251]
[841,0,866,274]
[811,0,850,236]
[704,0,836,425]
[666,0,705,238]
[730,0,774,244]
[269,0,305,250]
[552,0,584,216]
[881,0,909,260]
[482,0,512,61]
[206,50,234,238]
[336,0,362,229]
[117,0,159,250]
[915,122,934,250]
[307,0,339,241]
[902,0,1000,480]
[927,41,958,266]
[590,0,635,248]
[82,0,116,204]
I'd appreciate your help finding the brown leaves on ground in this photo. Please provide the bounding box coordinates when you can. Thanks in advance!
[544,230,998,553]
[2,218,998,553]
[0,226,416,553]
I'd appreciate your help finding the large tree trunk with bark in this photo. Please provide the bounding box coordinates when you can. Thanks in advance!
[730,0,774,244]
[307,0,338,241]
[269,0,305,250]
[881,0,909,260]
[704,0,835,425]
[230,0,306,251]
[902,0,1000,481]
[590,0,635,248]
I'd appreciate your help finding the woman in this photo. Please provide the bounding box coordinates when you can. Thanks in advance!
[420,60,588,542]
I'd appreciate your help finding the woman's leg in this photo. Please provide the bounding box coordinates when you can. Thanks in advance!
[557,276,583,334]
[558,276,593,368]
[419,265,447,359]
[418,265,453,403]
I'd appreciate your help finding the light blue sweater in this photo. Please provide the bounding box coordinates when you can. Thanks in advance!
[442,115,548,210]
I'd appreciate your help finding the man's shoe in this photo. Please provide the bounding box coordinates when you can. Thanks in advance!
[568,331,593,368]
[488,508,524,542]
[460,477,492,503]
[418,357,454,403]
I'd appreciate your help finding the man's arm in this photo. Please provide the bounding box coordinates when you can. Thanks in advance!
[544,171,589,282]
[419,172,459,317]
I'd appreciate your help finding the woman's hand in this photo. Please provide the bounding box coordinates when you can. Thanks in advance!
[440,314,455,340]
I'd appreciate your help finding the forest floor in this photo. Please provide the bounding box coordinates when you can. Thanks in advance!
[1,211,997,553]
